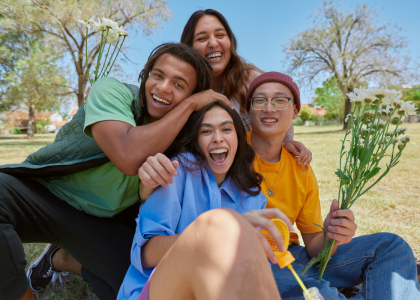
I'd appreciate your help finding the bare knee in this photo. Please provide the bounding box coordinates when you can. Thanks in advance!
[184,209,257,259]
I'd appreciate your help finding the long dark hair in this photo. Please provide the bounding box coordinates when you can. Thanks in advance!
[137,43,213,125]
[165,101,262,196]
[181,9,263,113]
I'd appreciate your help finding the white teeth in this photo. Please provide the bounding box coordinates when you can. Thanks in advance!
[206,52,221,58]
[209,148,227,154]
[262,118,278,123]
[153,95,170,105]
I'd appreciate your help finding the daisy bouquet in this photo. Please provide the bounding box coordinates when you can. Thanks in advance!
[78,17,128,85]
[302,87,417,280]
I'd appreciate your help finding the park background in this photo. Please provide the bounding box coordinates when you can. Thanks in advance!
[0,0,419,299]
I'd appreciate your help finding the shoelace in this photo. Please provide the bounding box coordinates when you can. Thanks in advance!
[51,271,69,286]
[42,266,68,286]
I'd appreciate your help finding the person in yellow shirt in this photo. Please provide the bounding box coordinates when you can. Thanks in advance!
[245,72,419,299]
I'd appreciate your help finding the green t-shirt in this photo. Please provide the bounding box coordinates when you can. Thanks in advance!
[35,77,143,217]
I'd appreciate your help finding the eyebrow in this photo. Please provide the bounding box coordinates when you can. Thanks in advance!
[200,120,234,127]
[253,91,290,97]
[193,28,227,38]
[152,67,189,87]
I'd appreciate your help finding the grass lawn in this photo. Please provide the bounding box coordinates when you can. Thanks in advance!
[1,123,419,299]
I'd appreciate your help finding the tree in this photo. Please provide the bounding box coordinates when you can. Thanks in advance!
[282,1,417,129]
[299,106,314,122]
[5,40,70,137]
[402,84,420,115]
[314,76,344,120]
[0,11,36,110]
[1,0,171,107]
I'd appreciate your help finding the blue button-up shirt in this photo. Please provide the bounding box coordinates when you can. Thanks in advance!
[117,153,267,300]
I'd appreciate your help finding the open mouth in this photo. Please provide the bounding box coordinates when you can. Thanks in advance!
[152,94,170,105]
[206,52,222,62]
[209,148,228,166]
[261,117,278,123]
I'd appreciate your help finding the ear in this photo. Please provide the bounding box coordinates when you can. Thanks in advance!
[292,105,299,120]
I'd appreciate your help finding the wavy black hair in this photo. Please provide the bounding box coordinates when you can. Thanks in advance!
[137,43,213,125]
[164,101,262,196]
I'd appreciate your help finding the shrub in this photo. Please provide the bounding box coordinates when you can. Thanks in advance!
[292,116,304,125]
[299,107,314,122]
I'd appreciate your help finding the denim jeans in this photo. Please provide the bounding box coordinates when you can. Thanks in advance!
[272,233,420,300]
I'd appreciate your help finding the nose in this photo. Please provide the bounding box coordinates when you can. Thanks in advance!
[263,99,276,113]
[213,130,224,144]
[208,35,218,50]
[156,78,171,94]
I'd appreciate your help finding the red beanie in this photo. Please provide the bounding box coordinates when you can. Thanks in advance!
[246,72,301,112]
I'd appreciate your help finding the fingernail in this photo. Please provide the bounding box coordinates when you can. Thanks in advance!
[333,211,336,216]
[170,180,174,184]
[272,256,278,264]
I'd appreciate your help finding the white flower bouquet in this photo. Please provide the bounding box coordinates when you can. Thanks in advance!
[302,87,417,280]
[78,16,128,85]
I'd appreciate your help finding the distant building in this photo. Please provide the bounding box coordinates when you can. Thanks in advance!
[301,104,327,116]
[2,110,69,134]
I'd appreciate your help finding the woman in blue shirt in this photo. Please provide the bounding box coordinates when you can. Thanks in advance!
[117,102,294,300]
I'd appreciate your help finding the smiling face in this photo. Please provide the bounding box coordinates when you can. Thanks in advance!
[249,82,298,139]
[198,106,238,186]
[192,15,232,78]
[144,53,197,123]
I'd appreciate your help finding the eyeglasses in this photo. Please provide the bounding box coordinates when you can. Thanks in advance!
[250,97,292,111]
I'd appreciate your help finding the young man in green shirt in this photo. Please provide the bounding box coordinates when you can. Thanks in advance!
[0,43,230,300]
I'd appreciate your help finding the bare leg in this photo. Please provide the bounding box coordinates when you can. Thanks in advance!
[52,248,82,276]
[149,208,281,300]
[18,287,35,300]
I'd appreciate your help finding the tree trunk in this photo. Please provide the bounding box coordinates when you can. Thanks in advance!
[77,72,87,107]
[27,105,35,138]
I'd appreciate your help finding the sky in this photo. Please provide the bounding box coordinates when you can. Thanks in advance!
[104,0,420,106]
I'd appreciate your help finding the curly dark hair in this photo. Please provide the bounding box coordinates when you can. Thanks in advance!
[181,9,263,113]
[137,43,213,125]
[164,101,262,196]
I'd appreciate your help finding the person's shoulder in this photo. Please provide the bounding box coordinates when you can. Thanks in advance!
[282,146,315,177]
[89,77,132,98]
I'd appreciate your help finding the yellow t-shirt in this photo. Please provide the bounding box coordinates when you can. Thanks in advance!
[247,132,323,244]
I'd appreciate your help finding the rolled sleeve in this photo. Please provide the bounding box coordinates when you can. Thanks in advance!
[84,77,136,138]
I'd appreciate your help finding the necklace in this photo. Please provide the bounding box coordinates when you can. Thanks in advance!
[255,151,282,197]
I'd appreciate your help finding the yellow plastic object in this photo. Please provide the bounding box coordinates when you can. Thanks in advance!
[259,219,314,300]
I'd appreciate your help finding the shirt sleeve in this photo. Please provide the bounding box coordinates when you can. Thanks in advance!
[84,77,136,138]
[130,161,186,276]
[295,166,324,234]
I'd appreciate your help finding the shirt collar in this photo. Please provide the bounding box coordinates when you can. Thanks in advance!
[204,167,240,203]
[219,176,242,203]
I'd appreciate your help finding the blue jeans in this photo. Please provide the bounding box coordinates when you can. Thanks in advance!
[272,233,420,299]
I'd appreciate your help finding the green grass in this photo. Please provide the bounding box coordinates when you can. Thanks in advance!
[1,124,419,299]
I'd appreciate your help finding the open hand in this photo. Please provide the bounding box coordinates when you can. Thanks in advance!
[323,199,357,246]
[283,140,312,165]
[243,208,295,264]
[138,153,179,188]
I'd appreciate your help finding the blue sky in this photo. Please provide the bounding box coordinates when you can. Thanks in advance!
[117,0,420,104]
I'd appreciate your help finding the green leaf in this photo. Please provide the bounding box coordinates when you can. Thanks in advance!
[363,167,381,181]
[360,145,376,168]
[312,223,327,249]
[335,169,350,185]
[371,152,384,161]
